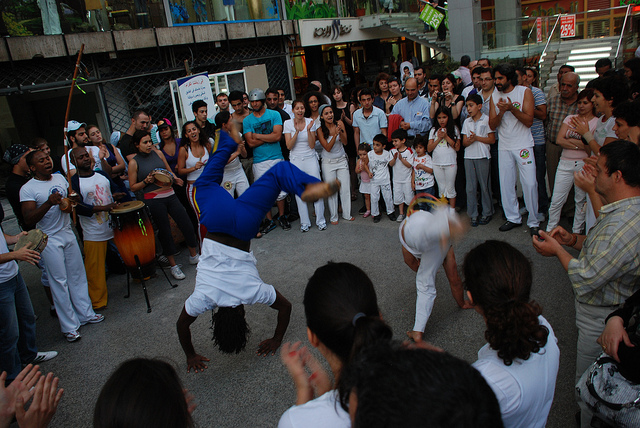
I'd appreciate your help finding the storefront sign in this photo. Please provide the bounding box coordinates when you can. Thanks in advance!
[298,18,395,46]
[536,17,542,42]
[560,14,576,38]
[419,4,444,28]
[313,20,352,41]
[176,72,215,122]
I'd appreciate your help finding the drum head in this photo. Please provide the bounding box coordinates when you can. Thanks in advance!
[152,169,173,187]
[111,200,145,214]
[15,229,48,253]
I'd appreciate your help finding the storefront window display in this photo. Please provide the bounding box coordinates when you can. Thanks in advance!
[169,0,279,24]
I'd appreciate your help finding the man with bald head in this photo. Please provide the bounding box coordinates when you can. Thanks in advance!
[393,78,432,141]
[545,72,580,199]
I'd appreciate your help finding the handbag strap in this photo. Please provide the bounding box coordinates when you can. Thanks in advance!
[587,356,640,410]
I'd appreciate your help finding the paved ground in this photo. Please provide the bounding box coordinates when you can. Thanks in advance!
[2,197,579,427]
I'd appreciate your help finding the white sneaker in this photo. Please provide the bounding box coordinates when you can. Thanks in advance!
[64,331,81,342]
[189,254,200,265]
[396,214,405,222]
[32,351,58,363]
[171,265,185,280]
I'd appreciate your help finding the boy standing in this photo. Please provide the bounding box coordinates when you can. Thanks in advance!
[389,129,414,222]
[462,94,495,227]
[368,134,397,223]
[412,136,435,197]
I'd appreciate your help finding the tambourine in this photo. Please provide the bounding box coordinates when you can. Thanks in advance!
[151,168,174,187]
[15,229,48,253]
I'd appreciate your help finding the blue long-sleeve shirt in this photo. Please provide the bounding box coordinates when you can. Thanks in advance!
[392,96,432,137]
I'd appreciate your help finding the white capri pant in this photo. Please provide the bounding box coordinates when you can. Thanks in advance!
[546,159,586,233]
[222,164,250,198]
[433,164,457,198]
[290,154,326,229]
[253,159,287,201]
[321,156,352,222]
[393,180,414,205]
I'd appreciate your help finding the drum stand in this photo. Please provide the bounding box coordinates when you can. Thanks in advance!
[124,255,178,313]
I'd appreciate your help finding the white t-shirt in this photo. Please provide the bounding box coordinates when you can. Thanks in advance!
[473,316,559,428]
[61,146,102,174]
[76,172,115,241]
[368,150,393,185]
[321,135,346,160]
[594,115,617,146]
[429,127,460,166]
[413,154,435,190]
[0,232,19,283]
[184,239,276,317]
[461,114,493,159]
[491,86,534,150]
[278,390,350,428]
[390,147,414,183]
[284,118,316,158]
[19,173,70,236]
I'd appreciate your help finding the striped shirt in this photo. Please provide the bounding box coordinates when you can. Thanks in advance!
[544,94,577,145]
[530,86,546,146]
[568,196,640,306]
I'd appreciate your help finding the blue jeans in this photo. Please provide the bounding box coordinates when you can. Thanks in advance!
[0,272,37,380]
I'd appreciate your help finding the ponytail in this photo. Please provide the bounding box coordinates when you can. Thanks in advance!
[350,315,393,364]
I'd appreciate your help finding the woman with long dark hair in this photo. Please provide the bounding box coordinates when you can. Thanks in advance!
[373,72,390,111]
[428,105,460,208]
[429,73,465,121]
[464,240,559,428]
[279,262,392,428]
[128,130,200,280]
[317,104,353,223]
[386,76,404,114]
[177,120,213,244]
[331,85,358,201]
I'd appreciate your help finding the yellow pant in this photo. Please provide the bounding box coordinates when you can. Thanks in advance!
[84,240,108,309]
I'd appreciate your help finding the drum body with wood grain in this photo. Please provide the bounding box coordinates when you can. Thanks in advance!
[110,201,156,279]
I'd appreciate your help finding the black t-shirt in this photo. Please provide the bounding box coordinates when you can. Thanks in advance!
[269,107,291,160]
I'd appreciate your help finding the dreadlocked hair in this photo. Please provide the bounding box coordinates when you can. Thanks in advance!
[211,306,250,354]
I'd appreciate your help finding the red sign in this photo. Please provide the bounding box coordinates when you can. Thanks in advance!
[536,17,542,42]
[560,14,576,38]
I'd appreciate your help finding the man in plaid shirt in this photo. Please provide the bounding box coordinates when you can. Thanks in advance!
[532,140,640,426]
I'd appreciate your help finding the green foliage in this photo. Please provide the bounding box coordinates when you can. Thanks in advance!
[2,12,33,36]
[285,1,338,19]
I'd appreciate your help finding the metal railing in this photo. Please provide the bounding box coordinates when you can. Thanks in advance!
[614,4,632,68]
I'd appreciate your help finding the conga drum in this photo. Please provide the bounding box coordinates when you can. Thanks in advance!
[110,201,156,279]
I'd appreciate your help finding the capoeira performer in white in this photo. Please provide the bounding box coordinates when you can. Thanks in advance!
[489,63,540,234]
[176,123,339,373]
[20,150,104,342]
[400,197,472,343]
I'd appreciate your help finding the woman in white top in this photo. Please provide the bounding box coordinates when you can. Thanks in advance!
[316,104,353,224]
[278,262,392,428]
[304,92,324,157]
[546,89,598,233]
[284,100,327,232]
[178,121,213,244]
[465,240,560,428]
[428,106,460,208]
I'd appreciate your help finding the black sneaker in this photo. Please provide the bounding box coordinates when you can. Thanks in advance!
[261,220,277,235]
[470,217,479,227]
[530,227,541,238]
[373,215,381,223]
[499,221,522,232]
[479,215,492,225]
[359,205,367,214]
[387,212,397,222]
[278,215,291,231]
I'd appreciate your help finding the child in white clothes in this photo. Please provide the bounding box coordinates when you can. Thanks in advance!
[355,143,372,218]
[412,136,435,198]
[428,106,460,208]
[368,134,397,222]
[389,129,414,223]
[461,94,495,227]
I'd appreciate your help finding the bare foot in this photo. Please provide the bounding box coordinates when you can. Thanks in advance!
[406,330,423,343]
[301,180,340,202]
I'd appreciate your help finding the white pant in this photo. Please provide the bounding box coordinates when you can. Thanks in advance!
[370,182,393,217]
[321,156,352,222]
[41,227,95,334]
[253,159,287,201]
[499,148,539,227]
[222,164,250,198]
[433,164,457,198]
[546,159,586,233]
[290,154,326,229]
[393,181,414,206]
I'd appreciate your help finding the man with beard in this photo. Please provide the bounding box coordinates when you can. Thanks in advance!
[60,121,110,176]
